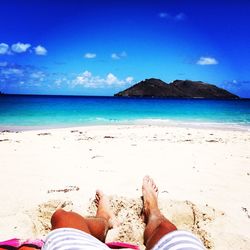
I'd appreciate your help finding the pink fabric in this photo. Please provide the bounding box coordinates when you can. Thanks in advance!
[22,239,44,248]
[0,238,21,247]
[106,241,140,249]
[0,238,44,248]
[0,238,139,249]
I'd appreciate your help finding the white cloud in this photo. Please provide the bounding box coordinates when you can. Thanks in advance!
[2,68,23,75]
[0,63,49,88]
[111,53,120,60]
[72,70,133,88]
[0,43,9,54]
[111,51,127,60]
[84,53,96,59]
[126,76,134,83]
[82,70,92,77]
[197,57,218,65]
[54,79,62,86]
[106,73,119,85]
[54,77,68,87]
[30,71,46,80]
[34,45,47,55]
[11,42,31,53]
[0,42,47,55]
[72,70,95,87]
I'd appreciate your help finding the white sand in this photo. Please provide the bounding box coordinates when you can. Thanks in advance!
[0,124,250,249]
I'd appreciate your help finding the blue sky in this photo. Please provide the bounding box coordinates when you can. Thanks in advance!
[0,0,250,97]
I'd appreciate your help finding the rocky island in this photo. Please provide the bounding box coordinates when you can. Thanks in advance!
[114,78,239,99]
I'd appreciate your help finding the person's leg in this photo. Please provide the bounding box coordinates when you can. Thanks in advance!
[86,190,119,242]
[142,176,177,250]
[51,190,118,242]
[51,209,91,233]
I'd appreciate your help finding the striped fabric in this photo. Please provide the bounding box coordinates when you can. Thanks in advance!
[42,228,110,250]
[152,230,206,250]
[42,228,205,250]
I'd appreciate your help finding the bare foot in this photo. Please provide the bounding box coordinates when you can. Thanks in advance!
[95,190,119,228]
[142,176,160,222]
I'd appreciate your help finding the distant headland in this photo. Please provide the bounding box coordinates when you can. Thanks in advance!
[114,78,239,99]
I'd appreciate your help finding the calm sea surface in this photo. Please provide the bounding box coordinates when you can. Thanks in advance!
[0,95,250,129]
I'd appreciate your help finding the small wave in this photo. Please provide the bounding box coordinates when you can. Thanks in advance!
[125,118,250,131]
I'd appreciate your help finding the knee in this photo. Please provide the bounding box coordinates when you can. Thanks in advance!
[159,220,177,232]
[51,208,66,226]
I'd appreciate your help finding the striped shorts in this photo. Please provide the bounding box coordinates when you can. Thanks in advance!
[152,230,206,250]
[42,228,110,250]
[42,228,205,250]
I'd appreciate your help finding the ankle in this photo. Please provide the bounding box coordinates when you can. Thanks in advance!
[96,210,110,221]
[144,207,162,223]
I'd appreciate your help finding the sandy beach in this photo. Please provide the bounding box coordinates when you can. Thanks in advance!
[0,124,250,249]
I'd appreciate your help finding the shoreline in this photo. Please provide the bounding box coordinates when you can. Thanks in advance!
[1,119,250,132]
[1,124,250,248]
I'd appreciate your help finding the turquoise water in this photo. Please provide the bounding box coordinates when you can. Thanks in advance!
[0,95,250,129]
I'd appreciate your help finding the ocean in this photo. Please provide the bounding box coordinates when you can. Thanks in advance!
[0,95,250,130]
